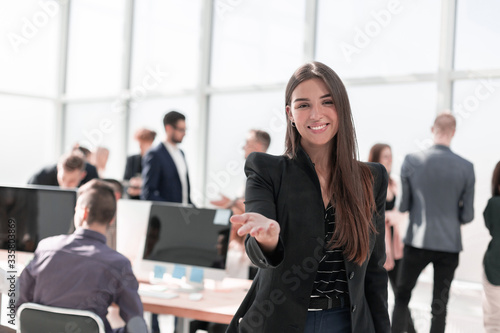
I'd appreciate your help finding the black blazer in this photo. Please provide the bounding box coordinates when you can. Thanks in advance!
[123,154,143,180]
[227,148,390,333]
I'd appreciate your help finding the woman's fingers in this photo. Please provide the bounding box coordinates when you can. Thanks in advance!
[249,226,264,237]
[230,213,249,224]
[229,213,280,239]
[237,222,254,236]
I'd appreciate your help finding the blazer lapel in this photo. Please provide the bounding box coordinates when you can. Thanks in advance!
[160,143,180,181]
[295,145,322,196]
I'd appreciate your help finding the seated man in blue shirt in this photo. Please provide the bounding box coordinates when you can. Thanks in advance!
[16,179,147,333]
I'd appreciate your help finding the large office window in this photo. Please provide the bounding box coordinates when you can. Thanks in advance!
[66,0,126,98]
[0,1,62,184]
[0,96,57,185]
[455,0,500,70]
[348,82,437,167]
[452,78,500,282]
[206,91,286,203]
[210,0,306,87]
[316,0,441,78]
[131,0,203,92]
[0,1,61,97]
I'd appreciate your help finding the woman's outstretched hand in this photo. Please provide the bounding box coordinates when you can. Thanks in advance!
[230,213,280,253]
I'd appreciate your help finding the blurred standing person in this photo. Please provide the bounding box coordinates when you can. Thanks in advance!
[211,129,271,281]
[140,111,191,333]
[141,111,192,205]
[392,112,475,333]
[483,161,500,333]
[243,129,271,159]
[211,129,271,215]
[123,128,157,199]
[368,143,415,333]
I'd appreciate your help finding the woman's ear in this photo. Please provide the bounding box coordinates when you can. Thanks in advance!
[286,105,294,122]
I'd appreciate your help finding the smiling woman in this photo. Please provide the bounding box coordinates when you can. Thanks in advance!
[227,62,389,333]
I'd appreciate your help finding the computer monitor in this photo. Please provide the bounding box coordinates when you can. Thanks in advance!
[116,199,232,284]
[0,185,77,254]
[143,202,232,282]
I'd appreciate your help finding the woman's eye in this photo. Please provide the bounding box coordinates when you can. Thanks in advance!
[323,100,334,105]
[297,104,308,109]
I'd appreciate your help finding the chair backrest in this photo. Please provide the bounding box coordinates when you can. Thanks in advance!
[16,303,105,333]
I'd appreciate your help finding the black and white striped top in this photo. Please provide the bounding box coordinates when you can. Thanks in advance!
[310,204,349,299]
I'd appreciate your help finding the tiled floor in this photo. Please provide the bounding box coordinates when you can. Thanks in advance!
[388,270,484,333]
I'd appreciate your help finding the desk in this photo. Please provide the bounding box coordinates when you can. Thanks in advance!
[139,278,251,331]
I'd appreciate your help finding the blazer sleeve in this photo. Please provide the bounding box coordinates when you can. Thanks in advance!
[27,171,43,185]
[365,163,391,333]
[141,150,164,201]
[27,166,58,186]
[484,197,500,233]
[123,156,134,180]
[243,153,285,269]
[459,163,475,224]
[399,155,412,213]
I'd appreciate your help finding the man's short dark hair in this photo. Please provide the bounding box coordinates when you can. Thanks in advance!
[163,111,185,127]
[252,129,271,151]
[72,144,91,158]
[103,178,124,198]
[77,179,117,226]
[58,153,85,172]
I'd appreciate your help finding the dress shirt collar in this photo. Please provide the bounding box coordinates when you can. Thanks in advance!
[163,141,179,153]
[73,228,107,244]
[433,144,451,152]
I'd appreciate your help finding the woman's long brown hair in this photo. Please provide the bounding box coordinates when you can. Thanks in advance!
[285,61,375,265]
[369,143,395,189]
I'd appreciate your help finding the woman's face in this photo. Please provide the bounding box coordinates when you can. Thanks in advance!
[379,147,393,173]
[287,78,339,150]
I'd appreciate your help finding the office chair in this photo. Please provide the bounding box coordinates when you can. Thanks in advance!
[16,303,105,333]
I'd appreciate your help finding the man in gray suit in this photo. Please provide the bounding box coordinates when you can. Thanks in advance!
[391,112,475,333]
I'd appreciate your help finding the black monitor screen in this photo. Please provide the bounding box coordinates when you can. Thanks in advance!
[0,185,77,252]
[143,203,232,270]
